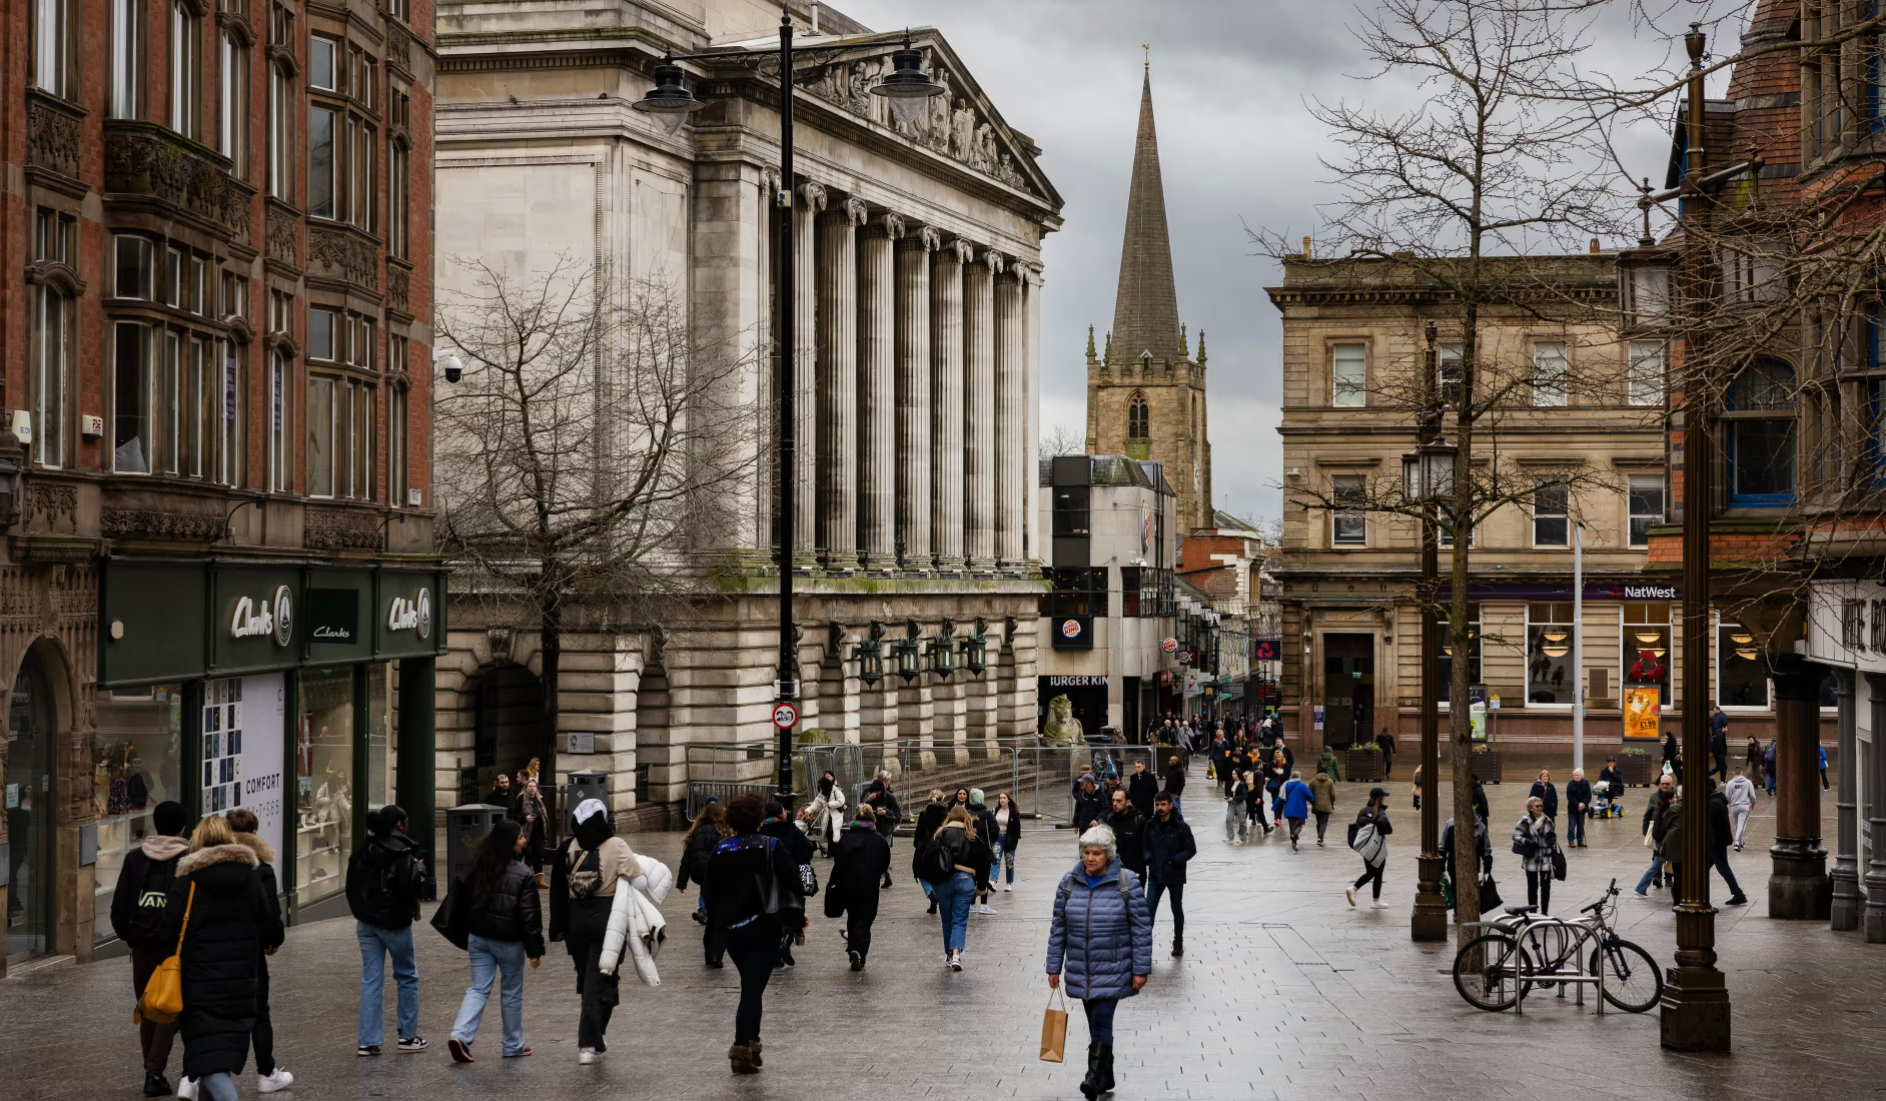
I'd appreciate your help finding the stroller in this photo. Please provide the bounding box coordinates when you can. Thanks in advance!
[1593,778,1625,819]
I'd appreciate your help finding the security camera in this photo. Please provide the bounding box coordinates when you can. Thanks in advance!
[441,354,463,384]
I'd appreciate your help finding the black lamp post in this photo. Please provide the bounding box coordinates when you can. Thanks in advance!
[633,12,945,807]
[895,619,924,683]
[1402,326,1455,943]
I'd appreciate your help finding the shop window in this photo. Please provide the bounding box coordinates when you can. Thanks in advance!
[1332,475,1366,546]
[296,667,356,903]
[1532,479,1569,547]
[1622,603,1671,708]
[1332,343,1367,407]
[1532,341,1568,407]
[1526,602,1575,705]
[1628,340,1664,407]
[1435,603,1480,705]
[367,664,390,816]
[1628,475,1663,547]
[92,685,184,941]
[1725,358,1796,506]
[114,321,152,473]
[1717,623,1770,709]
[115,235,154,300]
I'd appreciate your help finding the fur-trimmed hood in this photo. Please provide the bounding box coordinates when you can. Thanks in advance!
[232,832,276,864]
[141,834,190,861]
[178,842,260,891]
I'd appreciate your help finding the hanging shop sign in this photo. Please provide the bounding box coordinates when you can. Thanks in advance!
[1438,581,1680,603]
[305,571,371,665]
[1045,675,1108,688]
[375,571,445,658]
[1252,639,1281,661]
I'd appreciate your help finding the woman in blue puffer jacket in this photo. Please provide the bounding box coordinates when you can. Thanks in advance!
[1046,824,1153,1100]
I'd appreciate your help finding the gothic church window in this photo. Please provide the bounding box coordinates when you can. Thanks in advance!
[1127,391,1149,440]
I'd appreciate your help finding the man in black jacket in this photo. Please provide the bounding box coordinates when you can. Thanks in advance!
[827,808,892,970]
[1208,734,1231,792]
[1143,792,1197,957]
[1072,776,1104,834]
[1706,781,1749,906]
[861,771,902,888]
[346,804,428,1055]
[1126,760,1158,818]
[1105,789,1148,880]
[110,800,190,1097]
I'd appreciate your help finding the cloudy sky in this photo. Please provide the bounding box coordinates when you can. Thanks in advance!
[838,0,1743,526]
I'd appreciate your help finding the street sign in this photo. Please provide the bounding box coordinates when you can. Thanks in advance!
[772,702,799,729]
[1161,637,1178,654]
[1177,649,1194,666]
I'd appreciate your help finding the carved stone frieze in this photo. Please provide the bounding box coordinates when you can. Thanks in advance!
[104,124,252,237]
[384,20,414,74]
[27,98,82,180]
[266,205,299,265]
[305,507,384,550]
[308,225,378,292]
[24,484,78,532]
[101,508,225,542]
[388,266,410,312]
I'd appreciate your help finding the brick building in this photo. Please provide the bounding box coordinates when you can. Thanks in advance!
[1,0,441,971]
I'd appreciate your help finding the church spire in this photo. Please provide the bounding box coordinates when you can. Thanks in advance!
[1108,66,1184,368]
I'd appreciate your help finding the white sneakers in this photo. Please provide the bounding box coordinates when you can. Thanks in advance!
[948,950,964,972]
[1345,888,1357,907]
[1371,900,1390,909]
[258,1068,295,1093]
[1003,884,1012,892]
[578,1048,599,1065]
[177,1079,198,1100]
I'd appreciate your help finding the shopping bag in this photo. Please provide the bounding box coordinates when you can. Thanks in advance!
[1039,987,1069,1063]
[1478,874,1504,910]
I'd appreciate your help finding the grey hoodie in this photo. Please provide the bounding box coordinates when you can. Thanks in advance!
[1724,775,1757,812]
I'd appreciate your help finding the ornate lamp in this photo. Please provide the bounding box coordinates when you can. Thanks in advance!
[869,37,947,126]
[853,621,885,686]
[961,617,989,677]
[928,618,957,678]
[1402,437,1459,502]
[895,619,923,683]
[630,60,708,135]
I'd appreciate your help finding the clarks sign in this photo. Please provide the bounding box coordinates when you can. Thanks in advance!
[230,586,294,647]
[387,588,432,641]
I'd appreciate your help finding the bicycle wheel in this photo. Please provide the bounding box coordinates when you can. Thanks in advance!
[1589,938,1664,1013]
[1454,933,1535,1012]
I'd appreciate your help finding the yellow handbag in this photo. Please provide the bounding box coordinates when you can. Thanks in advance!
[136,881,195,1025]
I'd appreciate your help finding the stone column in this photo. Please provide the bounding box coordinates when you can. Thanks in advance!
[896,226,938,570]
[817,197,866,566]
[931,240,971,573]
[856,211,901,571]
[963,249,1001,570]
[994,268,1025,569]
[1023,264,1043,566]
[1866,673,1886,942]
[1771,659,1832,919]
[1834,667,1862,930]
[792,182,826,567]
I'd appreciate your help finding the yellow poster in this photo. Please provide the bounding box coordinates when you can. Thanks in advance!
[1624,688,1660,740]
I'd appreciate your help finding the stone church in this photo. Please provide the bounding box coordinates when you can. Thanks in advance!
[1084,69,1213,535]
[431,0,1063,824]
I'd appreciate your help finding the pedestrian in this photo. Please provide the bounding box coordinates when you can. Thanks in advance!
[488,771,513,808]
[993,791,1022,891]
[1659,793,1686,906]
[1317,743,1343,783]
[925,806,993,971]
[1528,769,1559,821]
[1563,769,1591,848]
[1471,774,1491,824]
[1634,775,1677,896]
[1375,727,1396,778]
[509,779,549,885]
[703,793,803,1074]
[224,808,290,1095]
[548,798,647,1065]
[1661,730,1680,776]
[913,789,949,915]
[861,770,902,888]
[826,805,891,971]
[1277,770,1313,851]
[1073,775,1105,834]
[1246,762,1273,834]
[1820,744,1831,791]
[806,771,847,854]
[1163,755,1187,809]
[1105,787,1148,877]
[677,801,731,964]
[1440,813,1494,914]
[1512,797,1557,914]
[1745,734,1764,790]
[447,818,544,1063]
[1308,767,1337,846]
[967,789,1001,915]
[162,815,281,1101]
[1046,824,1153,1101]
[1142,791,1196,957]
[345,804,428,1057]
[1725,767,1757,851]
[1208,732,1231,790]
[110,799,190,1098]
[1709,706,1731,782]
[758,801,813,966]
[1345,788,1392,909]
[1706,779,1749,905]
[1763,738,1778,794]
[1222,771,1250,845]
[1126,759,1158,818]
[1596,756,1625,818]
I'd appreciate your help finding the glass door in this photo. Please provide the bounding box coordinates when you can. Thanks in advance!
[8,657,57,961]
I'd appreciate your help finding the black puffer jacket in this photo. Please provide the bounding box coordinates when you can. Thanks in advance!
[345,830,425,930]
[910,801,948,876]
[161,843,279,1080]
[1143,813,1197,886]
[678,824,727,891]
[468,857,546,957]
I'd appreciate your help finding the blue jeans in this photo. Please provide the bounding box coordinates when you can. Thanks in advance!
[1566,811,1586,846]
[1083,997,1118,1044]
[935,871,974,952]
[994,843,1017,884]
[198,1073,238,1101]
[452,934,527,1056]
[357,921,420,1046]
[1634,853,1664,894]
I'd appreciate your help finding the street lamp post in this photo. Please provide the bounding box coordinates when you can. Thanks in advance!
[634,11,946,809]
[1404,322,1453,941]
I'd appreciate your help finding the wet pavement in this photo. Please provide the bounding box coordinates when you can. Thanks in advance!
[4,760,1884,1100]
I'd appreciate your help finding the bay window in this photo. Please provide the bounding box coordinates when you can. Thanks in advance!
[114,322,153,473]
[309,105,337,219]
[115,235,154,300]
[269,351,289,492]
[309,375,334,496]
[1724,358,1797,506]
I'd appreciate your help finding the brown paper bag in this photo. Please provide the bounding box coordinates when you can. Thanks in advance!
[1039,987,1069,1062]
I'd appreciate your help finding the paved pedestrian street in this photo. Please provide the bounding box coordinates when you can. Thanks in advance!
[7,763,1886,1100]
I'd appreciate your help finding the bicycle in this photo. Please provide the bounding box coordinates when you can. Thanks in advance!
[1452,878,1663,1014]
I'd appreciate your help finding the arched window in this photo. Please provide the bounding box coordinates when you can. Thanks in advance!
[1724,358,1796,507]
[1127,391,1150,440]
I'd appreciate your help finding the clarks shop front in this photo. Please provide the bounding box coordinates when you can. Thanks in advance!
[98,559,444,930]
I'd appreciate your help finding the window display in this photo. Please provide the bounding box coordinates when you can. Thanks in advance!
[366,662,389,818]
[1526,603,1576,705]
[296,667,354,902]
[92,685,183,938]
[1622,604,1671,708]
[1717,623,1770,708]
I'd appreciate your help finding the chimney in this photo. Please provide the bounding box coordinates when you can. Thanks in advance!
[1589,238,1600,255]
[811,2,820,34]
[1301,236,1312,259]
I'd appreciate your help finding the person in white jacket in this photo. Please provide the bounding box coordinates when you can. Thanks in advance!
[804,772,847,853]
[1724,769,1758,852]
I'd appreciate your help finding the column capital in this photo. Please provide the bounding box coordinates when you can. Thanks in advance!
[943,238,976,265]
[978,249,1007,276]
[864,212,906,240]
[762,164,781,192]
[799,180,829,211]
[843,195,869,227]
[901,224,942,253]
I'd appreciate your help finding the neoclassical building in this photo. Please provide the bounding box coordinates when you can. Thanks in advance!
[432,0,1062,823]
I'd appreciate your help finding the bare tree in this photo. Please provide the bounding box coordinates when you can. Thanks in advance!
[1260,0,1642,941]
[434,255,759,801]
[1040,422,1086,461]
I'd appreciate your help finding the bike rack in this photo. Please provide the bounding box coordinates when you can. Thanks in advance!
[1458,917,1606,1016]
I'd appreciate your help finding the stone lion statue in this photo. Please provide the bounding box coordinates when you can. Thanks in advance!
[1041,694,1084,745]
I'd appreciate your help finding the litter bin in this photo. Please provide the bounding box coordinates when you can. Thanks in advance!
[446,803,509,888]
[566,769,609,822]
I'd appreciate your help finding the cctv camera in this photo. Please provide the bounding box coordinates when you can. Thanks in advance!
[441,354,463,384]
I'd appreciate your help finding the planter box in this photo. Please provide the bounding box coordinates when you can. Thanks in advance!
[1616,754,1654,787]
[1471,752,1502,784]
[1344,749,1384,783]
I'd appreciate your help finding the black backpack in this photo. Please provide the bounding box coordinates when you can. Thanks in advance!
[121,851,181,948]
[915,837,955,886]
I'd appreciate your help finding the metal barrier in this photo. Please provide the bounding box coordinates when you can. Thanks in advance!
[684,781,779,821]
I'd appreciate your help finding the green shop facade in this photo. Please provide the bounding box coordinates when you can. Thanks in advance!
[98,558,445,928]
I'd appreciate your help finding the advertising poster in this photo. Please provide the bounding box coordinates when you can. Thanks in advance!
[1624,687,1661,740]
[202,675,285,883]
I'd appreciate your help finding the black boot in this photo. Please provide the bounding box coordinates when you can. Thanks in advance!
[143,1073,173,1098]
[1097,1043,1116,1093]
[1171,933,1184,957]
[1078,1043,1099,1099]
[928,897,939,915]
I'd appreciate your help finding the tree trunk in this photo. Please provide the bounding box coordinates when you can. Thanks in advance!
[1451,299,1482,945]
[540,594,562,842]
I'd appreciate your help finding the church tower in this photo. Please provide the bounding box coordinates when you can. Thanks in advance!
[1085,63,1214,534]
